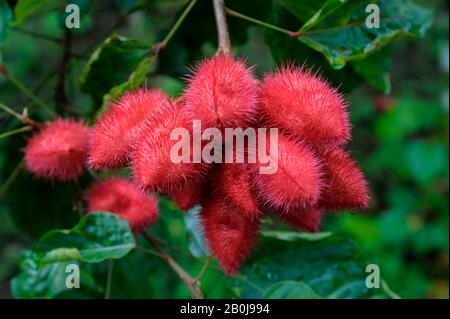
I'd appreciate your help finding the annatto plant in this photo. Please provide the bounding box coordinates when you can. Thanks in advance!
[0,0,433,299]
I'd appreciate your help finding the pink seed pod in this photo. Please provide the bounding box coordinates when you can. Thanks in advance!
[318,147,369,211]
[214,162,261,217]
[276,207,323,233]
[132,99,209,193]
[183,53,259,129]
[24,118,90,181]
[88,88,170,169]
[253,133,323,212]
[85,178,159,234]
[168,176,208,211]
[260,65,350,145]
[201,196,260,275]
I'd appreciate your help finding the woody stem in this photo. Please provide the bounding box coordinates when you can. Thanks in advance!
[212,0,231,54]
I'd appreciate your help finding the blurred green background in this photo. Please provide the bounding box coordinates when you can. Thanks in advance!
[0,0,448,298]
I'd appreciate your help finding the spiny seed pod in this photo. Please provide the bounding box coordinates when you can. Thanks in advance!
[276,207,323,233]
[260,65,350,145]
[85,178,159,234]
[201,197,260,275]
[318,147,369,211]
[183,53,258,128]
[214,163,261,217]
[132,99,209,193]
[254,134,323,212]
[168,176,207,211]
[24,118,90,181]
[88,88,170,169]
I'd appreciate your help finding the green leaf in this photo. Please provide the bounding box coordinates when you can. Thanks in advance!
[350,47,392,94]
[36,212,136,263]
[296,0,433,69]
[13,0,46,25]
[10,213,135,298]
[261,230,332,242]
[299,0,348,33]
[0,1,13,46]
[79,33,150,107]
[11,250,103,299]
[262,281,320,298]
[184,206,211,258]
[230,233,395,298]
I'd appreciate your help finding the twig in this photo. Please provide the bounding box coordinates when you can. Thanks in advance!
[195,256,211,281]
[71,180,84,216]
[142,231,203,299]
[149,0,199,56]
[0,126,32,140]
[3,67,55,117]
[0,160,24,202]
[212,0,231,54]
[0,103,41,128]
[225,7,300,38]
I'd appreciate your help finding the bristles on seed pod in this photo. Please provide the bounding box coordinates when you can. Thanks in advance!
[85,178,159,234]
[214,163,261,217]
[318,147,369,211]
[253,134,323,212]
[183,53,259,128]
[132,99,209,193]
[88,88,170,169]
[276,207,323,232]
[24,118,90,181]
[260,65,350,145]
[201,197,260,275]
[168,176,207,211]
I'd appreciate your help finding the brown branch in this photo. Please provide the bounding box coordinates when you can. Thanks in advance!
[212,0,231,54]
[142,231,203,299]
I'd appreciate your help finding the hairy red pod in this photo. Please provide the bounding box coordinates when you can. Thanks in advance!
[260,66,350,145]
[214,163,261,217]
[201,197,260,275]
[24,118,90,181]
[183,54,259,128]
[132,100,209,193]
[168,176,207,211]
[253,134,323,212]
[85,178,159,234]
[318,147,369,211]
[88,88,170,169]
[276,207,323,232]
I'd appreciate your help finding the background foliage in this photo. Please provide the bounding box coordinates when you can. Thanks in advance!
[0,0,448,298]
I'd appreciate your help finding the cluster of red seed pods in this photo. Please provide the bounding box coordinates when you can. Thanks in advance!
[23,54,368,275]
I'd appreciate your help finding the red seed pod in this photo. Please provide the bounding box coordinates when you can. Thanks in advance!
[85,178,159,234]
[214,163,261,217]
[318,147,369,211]
[183,53,259,128]
[260,65,350,145]
[24,118,90,181]
[253,133,323,212]
[276,207,323,233]
[132,99,209,193]
[88,88,170,169]
[168,176,207,211]
[201,196,260,275]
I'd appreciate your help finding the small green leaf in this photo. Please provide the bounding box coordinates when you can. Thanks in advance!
[79,33,150,107]
[262,281,320,299]
[184,206,211,258]
[299,0,348,33]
